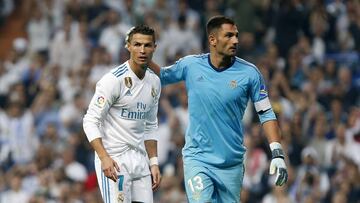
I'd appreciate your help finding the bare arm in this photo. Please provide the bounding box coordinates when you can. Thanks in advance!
[148,61,161,76]
[262,120,282,143]
[145,140,158,159]
[145,140,161,191]
[90,138,120,182]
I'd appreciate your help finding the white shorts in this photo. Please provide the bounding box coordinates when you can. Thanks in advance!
[95,149,153,203]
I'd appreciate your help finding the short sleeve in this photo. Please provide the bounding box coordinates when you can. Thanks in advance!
[160,58,187,85]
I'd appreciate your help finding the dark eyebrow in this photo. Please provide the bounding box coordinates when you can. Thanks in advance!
[225,31,238,36]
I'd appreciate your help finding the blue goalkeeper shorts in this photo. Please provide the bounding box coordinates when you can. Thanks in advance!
[184,162,244,203]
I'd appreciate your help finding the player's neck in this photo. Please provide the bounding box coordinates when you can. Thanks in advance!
[128,60,146,80]
[209,53,234,69]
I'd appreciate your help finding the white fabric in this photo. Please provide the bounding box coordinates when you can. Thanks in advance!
[160,23,201,59]
[99,23,131,63]
[49,29,86,75]
[65,162,88,182]
[149,157,159,166]
[83,61,161,156]
[0,190,30,203]
[269,157,287,185]
[269,142,282,151]
[0,110,38,164]
[254,97,271,113]
[174,106,188,134]
[27,17,51,52]
[269,142,287,186]
[94,149,153,203]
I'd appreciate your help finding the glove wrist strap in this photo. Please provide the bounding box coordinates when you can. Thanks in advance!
[271,148,285,159]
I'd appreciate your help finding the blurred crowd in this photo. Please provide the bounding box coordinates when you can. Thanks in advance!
[0,0,359,202]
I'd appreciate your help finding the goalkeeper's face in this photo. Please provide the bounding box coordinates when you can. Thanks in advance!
[213,24,239,57]
[127,33,157,68]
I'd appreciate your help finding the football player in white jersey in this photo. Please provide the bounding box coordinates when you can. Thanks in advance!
[83,25,161,203]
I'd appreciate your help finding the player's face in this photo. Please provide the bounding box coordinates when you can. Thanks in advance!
[213,24,239,57]
[127,33,156,67]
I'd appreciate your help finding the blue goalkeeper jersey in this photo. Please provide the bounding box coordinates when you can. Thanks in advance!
[160,53,276,168]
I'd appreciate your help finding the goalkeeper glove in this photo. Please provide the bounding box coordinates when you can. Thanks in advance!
[269,142,288,186]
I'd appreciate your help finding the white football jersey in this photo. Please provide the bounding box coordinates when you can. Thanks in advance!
[83,61,161,157]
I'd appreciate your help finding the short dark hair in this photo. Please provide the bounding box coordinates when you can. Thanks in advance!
[206,15,235,36]
[126,25,156,43]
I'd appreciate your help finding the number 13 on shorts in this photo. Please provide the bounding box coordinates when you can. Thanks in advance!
[186,174,213,202]
[188,176,204,192]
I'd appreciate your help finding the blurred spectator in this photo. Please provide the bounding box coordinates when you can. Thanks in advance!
[26,4,51,55]
[59,92,87,134]
[243,130,269,202]
[160,14,201,63]
[0,172,30,203]
[0,95,38,167]
[308,111,329,168]
[177,0,200,33]
[325,123,360,169]
[290,147,330,202]
[49,15,86,76]
[262,185,292,203]
[273,0,306,57]
[98,9,132,63]
[0,0,14,26]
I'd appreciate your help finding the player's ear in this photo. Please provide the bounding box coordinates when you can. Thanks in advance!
[209,34,216,46]
[125,42,130,51]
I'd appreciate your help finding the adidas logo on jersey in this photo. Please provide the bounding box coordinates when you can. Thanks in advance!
[197,76,204,81]
[125,89,132,96]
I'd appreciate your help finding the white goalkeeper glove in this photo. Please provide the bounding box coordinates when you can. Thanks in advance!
[269,142,288,186]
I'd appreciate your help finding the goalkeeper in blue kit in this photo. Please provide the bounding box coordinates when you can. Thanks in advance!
[150,15,288,202]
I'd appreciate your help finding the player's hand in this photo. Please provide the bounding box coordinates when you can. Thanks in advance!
[269,142,288,186]
[100,155,120,182]
[150,165,161,191]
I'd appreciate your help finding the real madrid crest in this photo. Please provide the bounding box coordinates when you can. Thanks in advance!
[229,80,237,89]
[151,87,157,98]
[117,192,124,203]
[124,77,132,88]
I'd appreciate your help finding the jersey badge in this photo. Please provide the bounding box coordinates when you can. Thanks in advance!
[117,191,124,202]
[229,80,238,89]
[151,87,157,98]
[124,77,132,88]
[95,96,106,108]
[260,84,268,97]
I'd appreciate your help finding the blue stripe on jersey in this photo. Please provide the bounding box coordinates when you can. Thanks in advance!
[112,65,125,75]
[115,69,128,77]
[112,64,128,77]
[113,65,127,76]
[118,175,124,191]
[107,178,110,203]
[101,172,106,202]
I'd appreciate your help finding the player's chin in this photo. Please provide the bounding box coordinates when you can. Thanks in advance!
[137,59,149,66]
[228,49,237,56]
[228,52,237,57]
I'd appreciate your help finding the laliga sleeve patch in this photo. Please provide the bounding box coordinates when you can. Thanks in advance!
[95,96,106,108]
[259,84,268,98]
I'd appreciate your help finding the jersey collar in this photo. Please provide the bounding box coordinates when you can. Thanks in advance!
[126,60,147,82]
[207,54,235,72]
